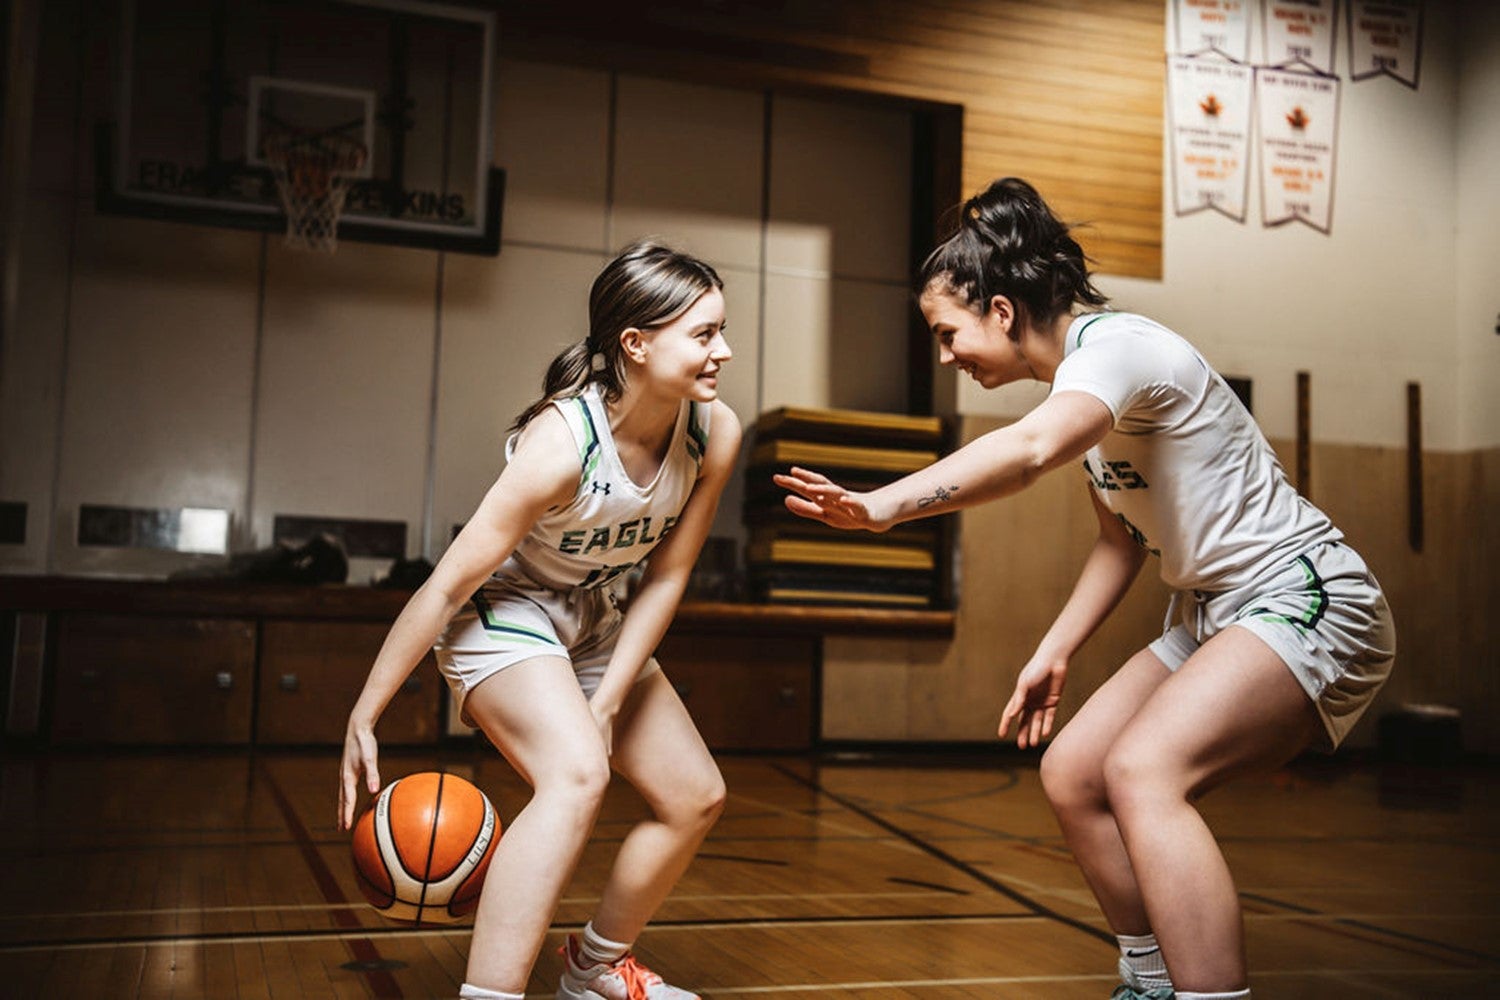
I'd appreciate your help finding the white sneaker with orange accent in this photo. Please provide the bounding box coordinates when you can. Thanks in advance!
[556,934,699,1000]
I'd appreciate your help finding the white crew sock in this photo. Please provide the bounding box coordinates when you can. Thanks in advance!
[458,985,523,1000]
[1116,932,1172,990]
[579,920,631,965]
[562,920,633,991]
[1176,990,1250,999]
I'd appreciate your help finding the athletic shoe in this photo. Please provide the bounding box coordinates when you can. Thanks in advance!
[1109,985,1175,999]
[556,934,699,1000]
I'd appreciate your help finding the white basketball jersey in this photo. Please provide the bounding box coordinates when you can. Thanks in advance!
[492,383,710,592]
[1051,312,1339,592]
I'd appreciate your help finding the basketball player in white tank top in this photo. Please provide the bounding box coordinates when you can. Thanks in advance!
[339,243,740,1000]
[778,179,1393,1000]
[434,382,711,722]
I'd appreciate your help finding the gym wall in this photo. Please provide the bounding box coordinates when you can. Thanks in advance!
[821,1,1500,753]
[2,1,1495,752]
[0,5,915,581]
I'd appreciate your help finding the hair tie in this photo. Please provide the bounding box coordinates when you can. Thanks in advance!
[590,352,607,372]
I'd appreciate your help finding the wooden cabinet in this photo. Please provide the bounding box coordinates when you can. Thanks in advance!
[257,621,441,745]
[51,613,256,744]
[3,580,953,750]
[657,632,816,751]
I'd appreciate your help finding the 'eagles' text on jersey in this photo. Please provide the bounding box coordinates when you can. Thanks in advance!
[1052,312,1338,593]
[491,382,709,593]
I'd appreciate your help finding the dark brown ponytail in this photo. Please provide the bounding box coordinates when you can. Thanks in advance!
[917,177,1108,328]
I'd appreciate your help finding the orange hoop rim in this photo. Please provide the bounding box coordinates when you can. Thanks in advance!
[263,132,369,194]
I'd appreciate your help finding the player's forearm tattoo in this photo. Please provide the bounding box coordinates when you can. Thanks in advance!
[916,485,959,508]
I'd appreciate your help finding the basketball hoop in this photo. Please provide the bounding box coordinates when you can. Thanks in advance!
[263,131,368,252]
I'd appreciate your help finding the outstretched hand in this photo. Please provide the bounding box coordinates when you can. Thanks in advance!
[774,467,884,532]
[998,654,1068,750]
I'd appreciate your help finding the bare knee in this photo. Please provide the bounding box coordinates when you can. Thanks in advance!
[1040,732,1108,818]
[538,747,611,816]
[661,768,727,834]
[1102,739,1181,819]
[699,772,728,825]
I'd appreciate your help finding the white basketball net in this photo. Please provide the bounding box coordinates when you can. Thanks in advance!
[263,132,369,252]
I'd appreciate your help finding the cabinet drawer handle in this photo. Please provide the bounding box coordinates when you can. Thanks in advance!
[215,671,234,690]
[80,668,100,686]
[778,685,798,705]
[280,673,300,692]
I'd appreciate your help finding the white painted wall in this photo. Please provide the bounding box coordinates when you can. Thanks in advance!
[0,30,914,578]
[962,1,1496,453]
[1454,4,1500,449]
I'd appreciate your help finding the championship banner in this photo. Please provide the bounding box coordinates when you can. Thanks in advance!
[1349,0,1423,87]
[1172,0,1250,61]
[1256,68,1340,232]
[1263,0,1338,73]
[1168,56,1254,221]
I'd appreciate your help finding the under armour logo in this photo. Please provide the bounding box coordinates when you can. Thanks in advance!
[590,481,612,495]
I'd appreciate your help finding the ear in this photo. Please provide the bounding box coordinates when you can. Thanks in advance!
[987,294,1018,341]
[619,327,648,364]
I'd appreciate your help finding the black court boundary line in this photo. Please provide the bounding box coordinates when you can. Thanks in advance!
[0,910,1063,953]
[1330,918,1498,965]
[1239,891,1320,915]
[1241,893,1500,966]
[770,762,1117,947]
[5,824,1489,859]
[886,876,970,895]
[8,905,1500,963]
[257,760,404,998]
[783,763,1500,969]
[696,852,792,866]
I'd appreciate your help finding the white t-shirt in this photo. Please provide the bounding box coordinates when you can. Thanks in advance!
[492,382,710,593]
[1052,312,1339,592]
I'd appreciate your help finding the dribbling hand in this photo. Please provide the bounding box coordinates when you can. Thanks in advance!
[338,722,380,831]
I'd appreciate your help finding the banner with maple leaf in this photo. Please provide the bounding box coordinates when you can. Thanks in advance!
[1172,0,1250,61]
[1256,68,1341,232]
[1349,0,1423,87]
[1169,55,1254,221]
[1263,0,1339,73]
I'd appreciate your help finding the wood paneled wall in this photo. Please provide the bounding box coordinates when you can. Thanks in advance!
[822,417,1500,756]
[493,0,1165,279]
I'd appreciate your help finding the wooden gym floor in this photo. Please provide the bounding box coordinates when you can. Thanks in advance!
[0,747,1495,999]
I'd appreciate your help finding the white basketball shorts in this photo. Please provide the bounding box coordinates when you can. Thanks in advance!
[1149,540,1396,749]
[434,579,661,725]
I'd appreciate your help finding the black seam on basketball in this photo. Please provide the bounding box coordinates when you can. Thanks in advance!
[355,866,396,908]
[416,773,444,924]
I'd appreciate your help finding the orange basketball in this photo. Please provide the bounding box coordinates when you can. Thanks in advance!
[350,771,500,924]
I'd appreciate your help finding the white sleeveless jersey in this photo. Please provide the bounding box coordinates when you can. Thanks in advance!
[1051,312,1340,593]
[491,382,710,593]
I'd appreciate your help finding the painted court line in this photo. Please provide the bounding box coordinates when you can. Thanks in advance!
[0,889,966,923]
[0,913,1051,954]
[572,966,1492,997]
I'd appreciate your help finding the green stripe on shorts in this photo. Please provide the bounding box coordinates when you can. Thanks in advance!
[471,597,555,645]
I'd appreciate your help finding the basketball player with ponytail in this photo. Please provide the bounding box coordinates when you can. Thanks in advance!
[778,179,1394,999]
[339,241,739,1000]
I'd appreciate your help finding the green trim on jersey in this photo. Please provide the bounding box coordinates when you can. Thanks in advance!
[471,596,556,645]
[1073,311,1117,349]
[572,396,602,482]
[686,403,708,464]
